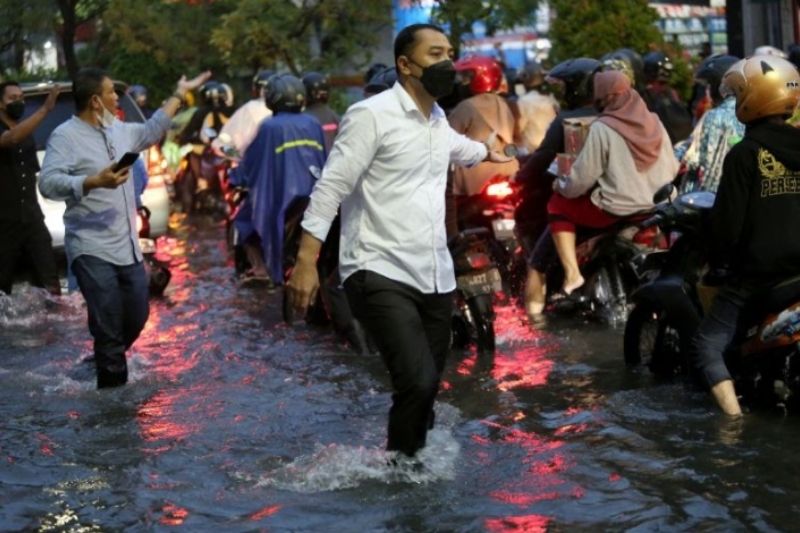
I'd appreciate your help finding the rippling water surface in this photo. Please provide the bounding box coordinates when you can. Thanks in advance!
[2,218,799,531]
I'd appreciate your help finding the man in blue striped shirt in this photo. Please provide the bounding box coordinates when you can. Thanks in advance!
[39,67,209,388]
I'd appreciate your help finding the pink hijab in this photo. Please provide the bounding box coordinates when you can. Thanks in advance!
[594,70,663,171]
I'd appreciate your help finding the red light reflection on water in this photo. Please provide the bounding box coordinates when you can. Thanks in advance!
[485,514,551,532]
[248,504,282,521]
[159,502,189,526]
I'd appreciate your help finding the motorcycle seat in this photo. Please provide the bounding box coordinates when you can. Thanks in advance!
[745,274,800,322]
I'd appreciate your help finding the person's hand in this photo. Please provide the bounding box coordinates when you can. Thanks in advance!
[483,130,514,163]
[84,165,130,193]
[286,259,320,316]
[43,85,60,112]
[176,71,212,98]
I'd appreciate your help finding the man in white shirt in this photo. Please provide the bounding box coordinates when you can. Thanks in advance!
[212,71,273,156]
[287,24,510,459]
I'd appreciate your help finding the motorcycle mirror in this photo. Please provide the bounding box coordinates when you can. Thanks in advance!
[653,183,675,204]
[202,127,218,140]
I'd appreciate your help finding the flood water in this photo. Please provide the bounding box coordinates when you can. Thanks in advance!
[2,217,799,532]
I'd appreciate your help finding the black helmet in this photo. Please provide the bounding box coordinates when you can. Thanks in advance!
[264,73,306,113]
[252,69,275,94]
[364,62,388,84]
[364,67,397,96]
[200,81,225,108]
[787,44,800,70]
[128,84,147,104]
[518,60,546,89]
[642,51,674,83]
[601,48,644,89]
[302,72,330,105]
[695,53,740,102]
[546,57,601,109]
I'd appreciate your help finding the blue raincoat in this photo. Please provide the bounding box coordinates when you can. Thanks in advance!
[242,113,326,282]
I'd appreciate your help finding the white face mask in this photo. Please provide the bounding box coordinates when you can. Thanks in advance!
[94,97,115,128]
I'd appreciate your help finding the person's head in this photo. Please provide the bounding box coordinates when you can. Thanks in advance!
[453,55,503,99]
[199,81,225,109]
[364,62,388,85]
[593,70,633,113]
[695,53,740,105]
[128,84,148,108]
[0,81,25,121]
[518,60,546,91]
[546,57,600,110]
[264,73,306,113]
[363,66,398,98]
[600,48,644,89]
[74,67,118,115]
[252,70,275,98]
[394,23,456,100]
[642,51,674,84]
[720,55,800,124]
[302,72,330,105]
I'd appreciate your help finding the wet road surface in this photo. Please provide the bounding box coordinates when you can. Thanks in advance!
[2,216,800,531]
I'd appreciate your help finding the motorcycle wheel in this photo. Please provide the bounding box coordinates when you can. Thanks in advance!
[624,303,685,377]
[468,294,496,356]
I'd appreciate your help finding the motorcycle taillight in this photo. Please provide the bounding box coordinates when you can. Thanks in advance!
[466,252,491,270]
[485,181,514,199]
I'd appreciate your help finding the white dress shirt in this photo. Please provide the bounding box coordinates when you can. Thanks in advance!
[302,82,488,294]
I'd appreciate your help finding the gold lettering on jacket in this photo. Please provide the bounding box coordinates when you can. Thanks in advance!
[759,148,800,197]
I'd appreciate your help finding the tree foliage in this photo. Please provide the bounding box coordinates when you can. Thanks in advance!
[424,0,541,58]
[210,0,392,74]
[548,0,663,63]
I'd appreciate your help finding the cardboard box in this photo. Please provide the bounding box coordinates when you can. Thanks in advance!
[556,153,576,177]
[563,117,596,155]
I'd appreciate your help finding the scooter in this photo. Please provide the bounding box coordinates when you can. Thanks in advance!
[173,128,231,215]
[449,228,503,356]
[624,184,800,410]
[136,206,171,296]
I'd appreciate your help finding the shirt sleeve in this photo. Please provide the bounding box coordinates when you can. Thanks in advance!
[123,109,172,153]
[556,122,606,198]
[39,129,87,201]
[448,124,487,167]
[301,105,379,242]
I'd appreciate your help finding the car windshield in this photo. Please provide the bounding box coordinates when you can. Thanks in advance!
[24,88,144,151]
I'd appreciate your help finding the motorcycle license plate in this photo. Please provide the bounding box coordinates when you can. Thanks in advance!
[492,218,516,240]
[139,238,156,254]
[457,268,502,296]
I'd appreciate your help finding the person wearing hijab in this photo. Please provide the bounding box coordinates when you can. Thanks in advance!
[548,70,678,298]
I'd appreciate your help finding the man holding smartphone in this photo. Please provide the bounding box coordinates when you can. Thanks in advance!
[39,67,210,389]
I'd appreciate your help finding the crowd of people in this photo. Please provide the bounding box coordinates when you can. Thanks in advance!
[3,22,800,459]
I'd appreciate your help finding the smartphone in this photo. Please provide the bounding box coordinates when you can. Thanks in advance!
[112,151,139,172]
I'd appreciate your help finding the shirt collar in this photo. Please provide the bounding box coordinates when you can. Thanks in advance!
[392,81,445,121]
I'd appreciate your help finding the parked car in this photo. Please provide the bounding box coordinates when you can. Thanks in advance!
[22,81,171,251]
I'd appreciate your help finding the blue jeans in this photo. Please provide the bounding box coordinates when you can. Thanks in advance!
[71,255,149,388]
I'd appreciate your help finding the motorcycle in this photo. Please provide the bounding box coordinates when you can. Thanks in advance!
[136,206,171,296]
[456,174,527,302]
[624,184,800,410]
[449,227,503,356]
[173,128,231,215]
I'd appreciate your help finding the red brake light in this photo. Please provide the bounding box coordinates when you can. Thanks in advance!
[485,180,513,199]
[466,252,491,270]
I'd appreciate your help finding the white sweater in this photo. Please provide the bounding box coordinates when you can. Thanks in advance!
[556,120,679,216]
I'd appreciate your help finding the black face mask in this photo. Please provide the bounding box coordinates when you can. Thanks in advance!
[5,100,24,121]
[409,58,456,99]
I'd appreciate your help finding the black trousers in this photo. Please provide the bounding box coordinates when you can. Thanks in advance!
[71,255,150,388]
[344,270,453,457]
[0,218,60,296]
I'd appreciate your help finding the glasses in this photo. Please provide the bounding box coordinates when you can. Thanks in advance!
[98,127,116,162]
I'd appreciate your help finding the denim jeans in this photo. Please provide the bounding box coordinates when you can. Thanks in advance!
[72,255,149,388]
[344,270,453,457]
